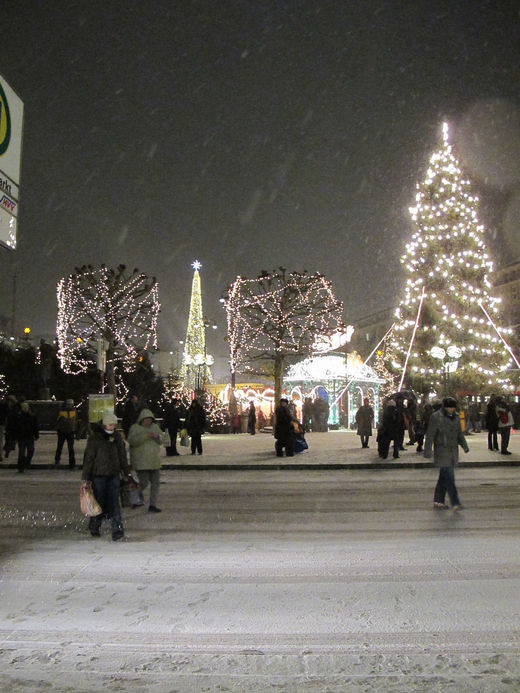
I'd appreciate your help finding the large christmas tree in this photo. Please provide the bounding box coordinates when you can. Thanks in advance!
[387,123,514,396]
[180,261,213,390]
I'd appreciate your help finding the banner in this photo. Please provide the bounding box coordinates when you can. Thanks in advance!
[0,74,24,250]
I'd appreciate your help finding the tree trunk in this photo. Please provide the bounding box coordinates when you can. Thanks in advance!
[274,353,285,410]
[105,344,116,398]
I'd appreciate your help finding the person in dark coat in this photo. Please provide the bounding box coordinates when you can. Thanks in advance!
[185,399,206,455]
[405,396,417,445]
[496,397,514,455]
[395,397,407,451]
[247,402,257,435]
[54,399,77,468]
[274,398,295,457]
[355,398,374,448]
[14,401,39,472]
[82,411,132,540]
[415,402,433,453]
[424,396,469,510]
[122,394,141,438]
[377,399,400,459]
[0,395,8,461]
[485,395,499,451]
[4,395,20,459]
[162,398,181,456]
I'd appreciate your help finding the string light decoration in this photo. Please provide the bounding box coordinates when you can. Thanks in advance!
[373,348,397,400]
[56,264,160,392]
[223,268,345,403]
[0,373,7,398]
[161,378,228,430]
[180,261,213,390]
[387,122,513,394]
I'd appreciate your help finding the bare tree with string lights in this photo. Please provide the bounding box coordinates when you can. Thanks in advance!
[57,264,160,396]
[223,267,345,405]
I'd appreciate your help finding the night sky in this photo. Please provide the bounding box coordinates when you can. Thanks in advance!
[1,1,519,377]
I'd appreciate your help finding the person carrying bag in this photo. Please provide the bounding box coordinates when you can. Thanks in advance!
[82,411,132,541]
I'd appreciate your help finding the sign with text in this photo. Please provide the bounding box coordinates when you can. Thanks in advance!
[0,74,23,250]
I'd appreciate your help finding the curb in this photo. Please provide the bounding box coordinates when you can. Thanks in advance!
[1,460,519,472]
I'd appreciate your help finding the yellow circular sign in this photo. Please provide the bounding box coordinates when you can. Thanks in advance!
[0,83,11,156]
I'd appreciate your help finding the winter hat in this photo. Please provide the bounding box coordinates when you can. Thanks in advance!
[102,411,118,426]
[21,402,30,412]
[443,397,457,408]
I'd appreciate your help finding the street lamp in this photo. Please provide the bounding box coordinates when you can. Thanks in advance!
[430,345,462,395]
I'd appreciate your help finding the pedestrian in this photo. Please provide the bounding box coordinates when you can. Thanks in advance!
[302,397,313,432]
[231,412,240,434]
[82,410,132,540]
[468,400,481,433]
[485,395,499,451]
[496,397,514,455]
[355,397,374,448]
[185,399,206,455]
[424,396,469,511]
[122,393,141,439]
[405,396,417,445]
[0,395,7,461]
[395,397,407,451]
[4,395,19,459]
[14,401,39,473]
[162,398,181,456]
[257,409,266,431]
[247,401,256,435]
[377,399,400,459]
[128,408,164,512]
[274,398,295,457]
[54,399,77,468]
[415,402,433,453]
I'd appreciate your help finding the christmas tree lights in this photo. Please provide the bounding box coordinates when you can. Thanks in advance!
[56,264,160,387]
[388,123,513,394]
[180,261,213,390]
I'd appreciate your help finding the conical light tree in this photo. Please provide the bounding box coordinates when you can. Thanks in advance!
[180,261,213,390]
[387,122,514,396]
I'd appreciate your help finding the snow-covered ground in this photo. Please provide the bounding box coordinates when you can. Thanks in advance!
[1,432,520,691]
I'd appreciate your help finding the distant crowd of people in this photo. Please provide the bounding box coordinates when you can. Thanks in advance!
[2,389,518,537]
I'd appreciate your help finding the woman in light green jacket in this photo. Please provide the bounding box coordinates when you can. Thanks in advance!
[127,408,164,512]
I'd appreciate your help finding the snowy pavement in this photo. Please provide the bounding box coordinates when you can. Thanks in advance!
[1,439,520,691]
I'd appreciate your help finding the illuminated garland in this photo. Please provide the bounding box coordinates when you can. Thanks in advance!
[56,264,160,375]
[223,268,345,376]
[387,123,513,392]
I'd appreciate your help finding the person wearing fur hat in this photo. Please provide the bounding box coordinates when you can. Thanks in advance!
[424,396,469,511]
[82,410,131,540]
[127,408,164,512]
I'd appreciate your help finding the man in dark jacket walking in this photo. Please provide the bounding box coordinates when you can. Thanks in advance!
[14,401,39,472]
[82,411,132,540]
[424,396,469,511]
